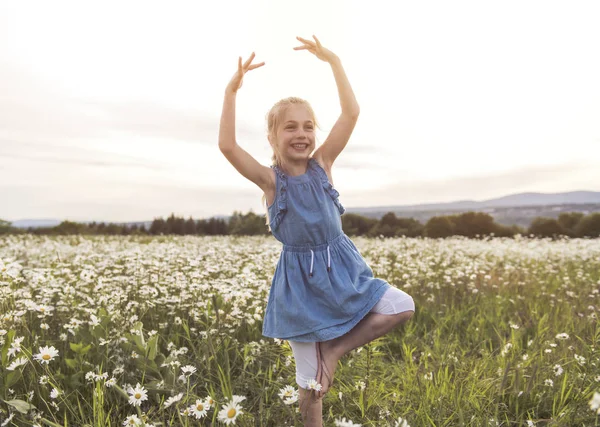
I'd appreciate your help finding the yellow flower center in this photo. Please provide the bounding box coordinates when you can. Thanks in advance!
[227,408,236,418]
[40,307,45,312]
[135,393,141,399]
[42,354,51,360]
[196,403,204,410]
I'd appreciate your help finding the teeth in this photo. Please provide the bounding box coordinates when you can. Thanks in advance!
[293,144,307,149]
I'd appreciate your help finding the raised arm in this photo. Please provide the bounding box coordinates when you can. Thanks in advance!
[294,35,360,169]
[218,53,272,191]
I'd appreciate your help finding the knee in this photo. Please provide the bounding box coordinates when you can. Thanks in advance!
[396,309,414,324]
[397,296,415,322]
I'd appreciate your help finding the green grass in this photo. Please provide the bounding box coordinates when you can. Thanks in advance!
[0,234,599,426]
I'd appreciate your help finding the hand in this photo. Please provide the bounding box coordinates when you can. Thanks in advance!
[293,35,338,63]
[226,52,265,94]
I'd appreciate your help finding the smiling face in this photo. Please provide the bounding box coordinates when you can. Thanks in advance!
[270,103,316,163]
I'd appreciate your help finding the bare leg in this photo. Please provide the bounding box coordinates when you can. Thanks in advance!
[298,387,322,426]
[317,310,414,397]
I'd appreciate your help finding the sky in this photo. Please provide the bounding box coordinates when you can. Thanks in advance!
[1,1,599,223]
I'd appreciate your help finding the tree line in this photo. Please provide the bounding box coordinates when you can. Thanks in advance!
[1,211,599,238]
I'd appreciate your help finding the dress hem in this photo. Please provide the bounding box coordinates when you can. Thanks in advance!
[262,281,391,343]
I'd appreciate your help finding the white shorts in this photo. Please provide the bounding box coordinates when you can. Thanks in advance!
[288,286,415,389]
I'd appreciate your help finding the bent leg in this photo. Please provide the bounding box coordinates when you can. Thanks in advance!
[318,287,415,394]
[330,287,414,356]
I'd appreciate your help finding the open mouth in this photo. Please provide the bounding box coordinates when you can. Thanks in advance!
[292,144,308,151]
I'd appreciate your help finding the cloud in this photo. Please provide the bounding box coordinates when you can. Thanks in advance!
[0,139,166,170]
[1,180,266,222]
[0,60,264,146]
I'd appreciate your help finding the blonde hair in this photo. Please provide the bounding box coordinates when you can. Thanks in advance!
[262,97,320,230]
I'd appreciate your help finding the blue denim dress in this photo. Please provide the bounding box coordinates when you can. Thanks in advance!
[262,157,391,342]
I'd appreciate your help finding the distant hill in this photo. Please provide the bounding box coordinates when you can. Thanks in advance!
[10,219,63,228]
[346,191,600,213]
[345,191,600,229]
[8,190,600,229]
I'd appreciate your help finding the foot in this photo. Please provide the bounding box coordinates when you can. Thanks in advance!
[315,340,339,399]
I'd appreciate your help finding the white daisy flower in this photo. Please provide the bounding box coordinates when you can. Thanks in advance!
[553,364,563,377]
[127,383,148,407]
[180,365,197,376]
[50,388,61,399]
[164,392,184,408]
[205,395,215,409]
[306,378,322,391]
[191,398,208,419]
[395,417,411,427]
[589,391,600,414]
[334,417,362,426]
[122,414,142,426]
[278,385,298,405]
[7,356,28,371]
[33,345,59,364]
[217,398,244,424]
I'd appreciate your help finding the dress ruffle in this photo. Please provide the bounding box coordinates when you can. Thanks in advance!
[269,165,288,231]
[269,158,345,232]
[309,158,346,215]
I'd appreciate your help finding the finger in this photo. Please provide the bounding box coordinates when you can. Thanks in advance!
[243,52,256,69]
[293,45,309,50]
[238,56,242,72]
[312,35,322,47]
[296,36,315,47]
[248,62,265,70]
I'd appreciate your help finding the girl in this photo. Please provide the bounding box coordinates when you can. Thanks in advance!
[219,35,415,426]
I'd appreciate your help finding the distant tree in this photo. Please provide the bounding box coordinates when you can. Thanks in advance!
[558,212,585,237]
[204,217,227,235]
[574,212,600,238]
[105,223,120,235]
[184,217,197,235]
[393,217,423,237]
[450,212,497,238]
[369,212,399,237]
[365,212,422,238]
[54,220,82,235]
[342,213,378,236]
[165,213,186,235]
[150,218,166,235]
[528,217,566,238]
[228,211,269,235]
[494,223,523,237]
[0,219,15,235]
[423,216,455,238]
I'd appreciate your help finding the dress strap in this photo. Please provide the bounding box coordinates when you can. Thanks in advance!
[309,158,345,215]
